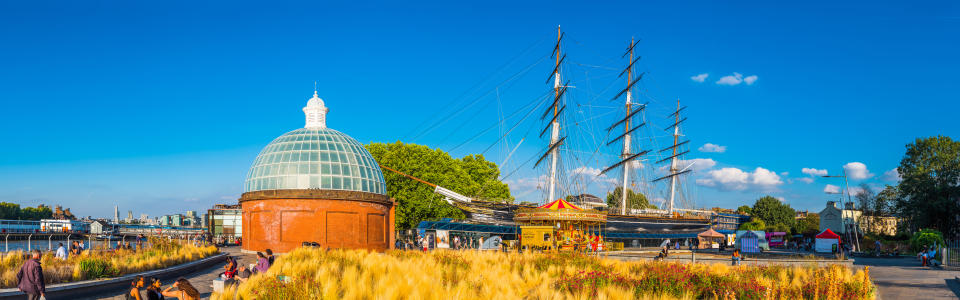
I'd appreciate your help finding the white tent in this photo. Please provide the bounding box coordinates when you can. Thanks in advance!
[815,229,840,253]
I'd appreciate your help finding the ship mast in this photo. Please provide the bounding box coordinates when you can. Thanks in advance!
[534,26,568,204]
[600,38,647,214]
[547,26,562,203]
[653,99,690,215]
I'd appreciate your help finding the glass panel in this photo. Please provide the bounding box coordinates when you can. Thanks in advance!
[332,177,342,189]
[331,165,341,175]
[342,178,352,190]
[310,152,319,161]
[321,176,332,189]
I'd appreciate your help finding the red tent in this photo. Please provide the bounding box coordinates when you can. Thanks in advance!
[815,229,840,239]
[815,229,841,253]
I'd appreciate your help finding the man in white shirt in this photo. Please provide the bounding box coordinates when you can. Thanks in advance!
[55,243,67,260]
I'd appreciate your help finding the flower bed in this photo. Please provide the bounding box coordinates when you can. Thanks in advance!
[0,238,218,288]
[214,248,875,299]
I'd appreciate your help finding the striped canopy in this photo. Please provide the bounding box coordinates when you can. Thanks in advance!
[537,198,582,210]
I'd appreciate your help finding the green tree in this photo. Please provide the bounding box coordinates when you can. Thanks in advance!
[791,213,820,236]
[0,203,21,219]
[366,142,513,229]
[855,183,875,215]
[751,196,796,228]
[605,188,656,211]
[895,136,960,237]
[735,205,752,215]
[874,185,897,217]
[739,219,766,231]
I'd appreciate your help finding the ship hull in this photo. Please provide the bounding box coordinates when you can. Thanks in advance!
[452,201,710,238]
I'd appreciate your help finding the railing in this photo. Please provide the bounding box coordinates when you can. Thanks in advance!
[943,240,959,268]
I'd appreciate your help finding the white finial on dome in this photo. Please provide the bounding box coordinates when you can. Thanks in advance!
[303,90,329,128]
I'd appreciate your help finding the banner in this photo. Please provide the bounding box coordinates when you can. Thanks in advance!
[436,230,450,249]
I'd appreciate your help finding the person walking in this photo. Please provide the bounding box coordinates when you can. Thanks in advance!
[55,242,68,260]
[16,250,46,300]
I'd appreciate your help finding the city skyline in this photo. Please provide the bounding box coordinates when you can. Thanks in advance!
[1,1,958,217]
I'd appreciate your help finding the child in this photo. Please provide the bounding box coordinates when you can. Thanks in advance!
[732,249,741,266]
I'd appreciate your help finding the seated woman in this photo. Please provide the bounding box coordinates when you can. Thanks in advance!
[145,277,163,300]
[127,275,144,300]
[161,278,200,300]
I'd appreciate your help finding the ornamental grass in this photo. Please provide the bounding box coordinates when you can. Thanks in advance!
[0,238,218,288]
[213,248,875,300]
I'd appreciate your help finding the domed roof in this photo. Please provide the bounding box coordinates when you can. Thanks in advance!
[243,92,386,195]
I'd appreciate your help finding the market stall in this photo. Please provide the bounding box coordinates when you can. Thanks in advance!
[738,231,761,253]
[815,229,841,253]
[697,228,725,249]
[514,198,607,252]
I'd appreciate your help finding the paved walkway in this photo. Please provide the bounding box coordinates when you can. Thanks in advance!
[853,256,960,300]
[80,247,254,300]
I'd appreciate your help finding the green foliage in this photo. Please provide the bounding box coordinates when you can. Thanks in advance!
[735,205,752,215]
[605,187,656,211]
[738,219,766,231]
[909,229,945,253]
[0,203,52,220]
[751,196,795,229]
[75,257,116,279]
[791,213,820,236]
[895,136,960,237]
[366,142,513,229]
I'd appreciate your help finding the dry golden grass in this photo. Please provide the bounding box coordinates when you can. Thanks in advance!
[212,248,875,300]
[0,238,218,288]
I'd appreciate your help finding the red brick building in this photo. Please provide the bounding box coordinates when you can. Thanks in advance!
[240,91,394,254]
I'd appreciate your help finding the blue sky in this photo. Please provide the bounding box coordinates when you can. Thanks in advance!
[1,1,957,218]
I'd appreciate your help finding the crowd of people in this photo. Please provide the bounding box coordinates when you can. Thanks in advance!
[219,248,276,287]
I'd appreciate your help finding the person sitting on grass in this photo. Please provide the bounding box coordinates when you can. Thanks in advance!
[255,252,270,273]
[161,278,199,300]
[55,243,67,260]
[266,248,275,266]
[127,275,144,300]
[145,277,163,300]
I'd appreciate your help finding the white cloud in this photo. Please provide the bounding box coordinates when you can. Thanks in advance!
[751,167,783,186]
[882,168,901,182]
[843,162,873,180]
[698,143,726,153]
[824,184,841,194]
[690,73,709,83]
[715,72,758,86]
[776,196,786,202]
[716,73,743,85]
[570,166,618,185]
[780,172,789,176]
[798,177,814,184]
[696,167,782,191]
[802,168,828,177]
[659,158,716,173]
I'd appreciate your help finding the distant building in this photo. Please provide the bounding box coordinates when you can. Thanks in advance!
[114,206,119,224]
[569,194,605,209]
[90,220,113,234]
[819,201,861,235]
[795,210,809,219]
[861,216,899,236]
[207,204,242,240]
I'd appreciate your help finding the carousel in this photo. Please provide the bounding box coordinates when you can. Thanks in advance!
[514,198,607,252]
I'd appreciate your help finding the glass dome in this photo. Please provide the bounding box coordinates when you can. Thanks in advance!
[243,128,386,195]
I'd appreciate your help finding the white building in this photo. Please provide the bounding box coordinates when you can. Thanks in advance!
[819,201,861,235]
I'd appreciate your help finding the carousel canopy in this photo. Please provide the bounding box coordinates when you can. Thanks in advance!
[698,228,725,238]
[514,198,606,223]
[538,198,582,210]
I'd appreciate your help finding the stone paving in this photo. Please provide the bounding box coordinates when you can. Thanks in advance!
[854,256,960,300]
[81,246,254,300]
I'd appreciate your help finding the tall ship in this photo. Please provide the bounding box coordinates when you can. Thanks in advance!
[386,27,715,245]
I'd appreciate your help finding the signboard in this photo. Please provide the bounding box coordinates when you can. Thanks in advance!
[436,230,450,249]
[520,226,554,248]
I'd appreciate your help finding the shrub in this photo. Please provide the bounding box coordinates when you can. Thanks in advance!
[909,229,945,253]
[74,257,115,280]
